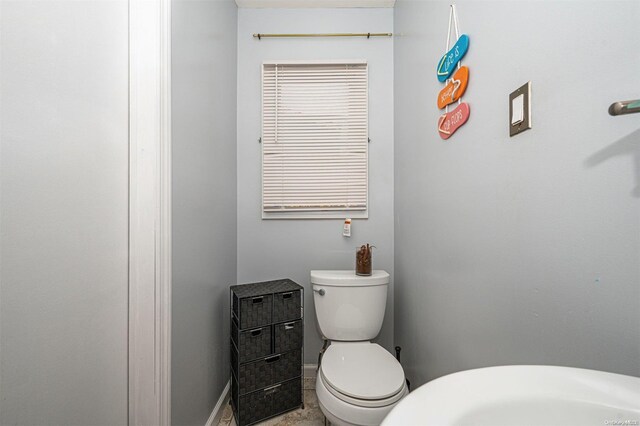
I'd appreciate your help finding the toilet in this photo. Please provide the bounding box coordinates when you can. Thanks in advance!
[311,270,408,426]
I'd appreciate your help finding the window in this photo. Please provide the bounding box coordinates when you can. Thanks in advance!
[262,61,368,219]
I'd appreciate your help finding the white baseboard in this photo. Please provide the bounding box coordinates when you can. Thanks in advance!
[205,381,231,426]
[304,363,318,378]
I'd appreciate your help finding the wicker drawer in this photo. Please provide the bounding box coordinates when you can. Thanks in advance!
[232,375,302,426]
[233,294,273,330]
[272,290,302,323]
[231,320,272,363]
[231,348,302,395]
[273,320,303,354]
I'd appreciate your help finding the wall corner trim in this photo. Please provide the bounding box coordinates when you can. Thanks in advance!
[128,0,172,424]
[205,381,231,426]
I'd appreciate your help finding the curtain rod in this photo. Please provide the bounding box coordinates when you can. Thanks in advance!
[609,99,640,116]
[253,32,392,39]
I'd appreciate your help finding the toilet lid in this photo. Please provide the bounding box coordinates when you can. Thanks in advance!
[321,342,405,400]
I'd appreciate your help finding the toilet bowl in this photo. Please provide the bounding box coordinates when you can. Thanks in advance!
[316,342,408,426]
[311,270,407,426]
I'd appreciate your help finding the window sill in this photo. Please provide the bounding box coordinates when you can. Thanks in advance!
[262,211,368,220]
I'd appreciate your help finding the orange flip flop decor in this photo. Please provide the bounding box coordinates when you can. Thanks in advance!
[437,66,469,110]
[438,102,470,140]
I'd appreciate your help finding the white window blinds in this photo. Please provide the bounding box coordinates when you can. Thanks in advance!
[262,61,368,217]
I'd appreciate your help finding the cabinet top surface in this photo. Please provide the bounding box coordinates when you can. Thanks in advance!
[231,278,303,298]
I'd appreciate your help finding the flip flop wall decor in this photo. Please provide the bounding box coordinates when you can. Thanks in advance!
[438,102,470,140]
[436,34,469,82]
[437,66,469,109]
[436,4,470,140]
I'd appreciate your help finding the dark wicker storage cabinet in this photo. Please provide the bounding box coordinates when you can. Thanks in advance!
[230,279,304,426]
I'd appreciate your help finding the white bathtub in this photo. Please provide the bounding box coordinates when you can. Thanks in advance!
[382,365,640,426]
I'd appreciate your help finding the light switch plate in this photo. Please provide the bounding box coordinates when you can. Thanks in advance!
[509,81,531,137]
[511,94,524,125]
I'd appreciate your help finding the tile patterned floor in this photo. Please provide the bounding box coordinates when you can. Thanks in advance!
[218,377,326,426]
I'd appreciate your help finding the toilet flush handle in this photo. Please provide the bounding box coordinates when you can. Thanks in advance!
[313,288,326,296]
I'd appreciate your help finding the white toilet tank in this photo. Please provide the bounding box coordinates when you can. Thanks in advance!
[311,270,389,341]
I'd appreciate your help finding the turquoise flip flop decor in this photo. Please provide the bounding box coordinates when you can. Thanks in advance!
[436,34,469,82]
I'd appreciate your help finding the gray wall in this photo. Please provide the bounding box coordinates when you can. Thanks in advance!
[171,0,238,424]
[237,8,395,363]
[0,1,129,424]
[394,0,640,388]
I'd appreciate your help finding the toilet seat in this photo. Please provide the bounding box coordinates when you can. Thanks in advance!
[320,342,405,407]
